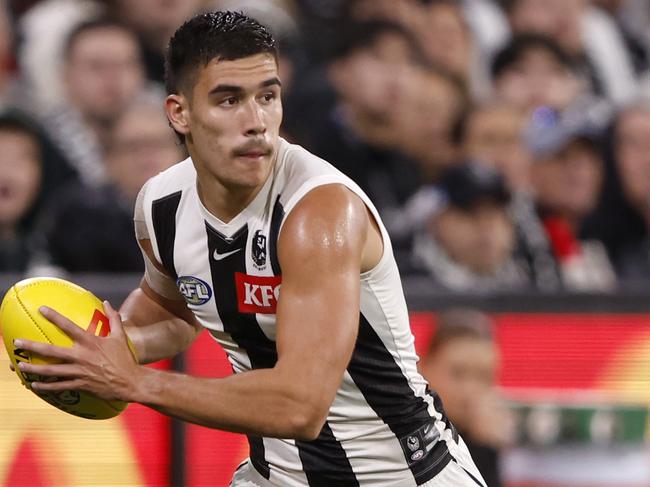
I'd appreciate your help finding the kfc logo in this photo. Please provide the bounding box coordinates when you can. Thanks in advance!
[235,272,282,314]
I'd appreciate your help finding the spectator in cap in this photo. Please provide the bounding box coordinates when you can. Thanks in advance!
[527,106,617,290]
[454,102,562,290]
[408,162,531,291]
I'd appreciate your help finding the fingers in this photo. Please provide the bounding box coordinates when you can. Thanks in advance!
[102,300,126,338]
[17,361,79,379]
[9,362,15,372]
[12,339,75,361]
[31,378,84,393]
[39,306,91,344]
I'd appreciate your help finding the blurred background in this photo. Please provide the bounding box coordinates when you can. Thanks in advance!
[0,0,650,486]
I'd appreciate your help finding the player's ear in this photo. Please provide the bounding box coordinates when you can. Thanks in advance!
[165,94,191,136]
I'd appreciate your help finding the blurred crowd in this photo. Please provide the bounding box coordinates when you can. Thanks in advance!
[0,0,650,293]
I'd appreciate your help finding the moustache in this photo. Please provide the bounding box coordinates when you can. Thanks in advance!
[233,141,273,157]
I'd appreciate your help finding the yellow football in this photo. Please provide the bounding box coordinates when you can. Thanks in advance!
[0,277,129,419]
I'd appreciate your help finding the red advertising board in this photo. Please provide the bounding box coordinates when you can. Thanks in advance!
[2,312,650,486]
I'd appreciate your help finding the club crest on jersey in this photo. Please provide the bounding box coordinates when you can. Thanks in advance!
[235,272,281,314]
[252,230,267,269]
[407,436,420,452]
[177,276,212,305]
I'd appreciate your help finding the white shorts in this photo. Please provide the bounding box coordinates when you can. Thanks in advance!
[229,437,486,487]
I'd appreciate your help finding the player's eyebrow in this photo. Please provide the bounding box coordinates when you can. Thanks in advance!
[260,77,282,89]
[208,77,282,96]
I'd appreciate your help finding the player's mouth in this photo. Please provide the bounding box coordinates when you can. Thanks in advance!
[237,150,269,160]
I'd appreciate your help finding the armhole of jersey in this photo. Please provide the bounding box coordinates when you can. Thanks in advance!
[279,175,393,278]
[135,179,164,266]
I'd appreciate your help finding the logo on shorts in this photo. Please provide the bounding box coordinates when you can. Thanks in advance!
[177,276,212,305]
[410,450,425,461]
[252,230,267,268]
[407,436,420,451]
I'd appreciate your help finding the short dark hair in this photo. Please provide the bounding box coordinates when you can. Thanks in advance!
[491,34,576,80]
[63,18,137,61]
[165,11,278,96]
[328,20,423,64]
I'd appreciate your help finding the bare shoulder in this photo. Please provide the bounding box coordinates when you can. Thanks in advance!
[279,184,369,258]
[277,184,383,273]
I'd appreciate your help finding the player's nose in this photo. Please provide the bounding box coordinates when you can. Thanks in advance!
[242,99,266,136]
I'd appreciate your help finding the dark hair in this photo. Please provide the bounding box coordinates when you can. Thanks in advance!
[438,162,511,210]
[427,309,494,356]
[327,20,424,64]
[165,11,278,95]
[491,34,576,80]
[63,18,137,61]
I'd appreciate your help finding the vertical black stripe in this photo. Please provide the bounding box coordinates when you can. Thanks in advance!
[268,195,284,275]
[206,222,276,479]
[347,314,451,484]
[296,423,359,486]
[151,191,182,280]
[205,220,357,484]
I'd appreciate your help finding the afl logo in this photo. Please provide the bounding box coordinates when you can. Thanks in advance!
[410,450,425,462]
[177,276,212,305]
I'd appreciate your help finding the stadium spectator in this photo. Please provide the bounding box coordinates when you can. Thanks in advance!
[419,308,514,487]
[0,110,76,272]
[413,0,489,100]
[16,0,105,110]
[456,102,532,192]
[609,103,650,280]
[583,101,650,282]
[108,0,205,83]
[527,106,616,290]
[394,63,468,184]
[455,102,562,290]
[0,0,30,111]
[501,0,638,104]
[40,18,146,187]
[408,162,530,291]
[30,92,182,273]
[593,0,650,75]
[345,0,490,100]
[306,21,424,218]
[491,34,586,114]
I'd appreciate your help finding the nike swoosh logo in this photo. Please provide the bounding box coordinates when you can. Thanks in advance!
[213,248,242,261]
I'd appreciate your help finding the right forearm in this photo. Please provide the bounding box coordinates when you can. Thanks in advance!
[123,319,197,364]
[120,287,199,363]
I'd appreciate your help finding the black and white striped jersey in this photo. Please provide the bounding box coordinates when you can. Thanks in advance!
[135,138,459,486]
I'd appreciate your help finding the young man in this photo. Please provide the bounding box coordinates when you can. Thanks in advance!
[14,12,486,487]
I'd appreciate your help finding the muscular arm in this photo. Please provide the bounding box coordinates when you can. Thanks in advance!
[20,185,375,440]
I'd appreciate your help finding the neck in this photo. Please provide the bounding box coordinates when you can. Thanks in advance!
[195,166,271,224]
